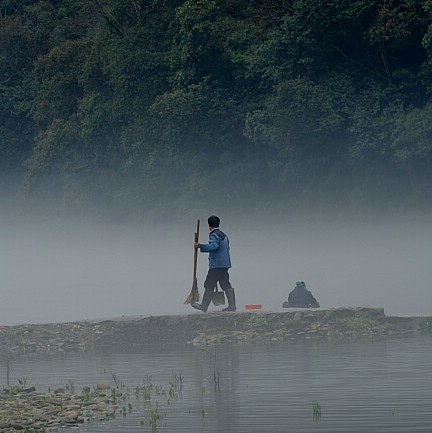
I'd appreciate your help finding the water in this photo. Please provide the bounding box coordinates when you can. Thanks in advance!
[3,336,432,432]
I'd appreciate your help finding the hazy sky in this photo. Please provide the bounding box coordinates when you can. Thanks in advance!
[1,211,431,325]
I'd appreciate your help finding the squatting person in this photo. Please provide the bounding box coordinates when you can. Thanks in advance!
[283,281,320,308]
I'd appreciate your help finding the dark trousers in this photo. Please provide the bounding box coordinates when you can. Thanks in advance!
[204,268,232,292]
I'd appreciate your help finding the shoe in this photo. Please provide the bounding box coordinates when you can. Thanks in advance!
[191,303,207,312]
[221,288,236,312]
[191,289,213,312]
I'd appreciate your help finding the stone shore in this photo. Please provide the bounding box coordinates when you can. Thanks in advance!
[0,307,431,356]
[0,384,116,433]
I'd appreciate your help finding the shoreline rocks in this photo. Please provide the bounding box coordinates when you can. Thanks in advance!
[0,384,116,433]
[0,308,431,355]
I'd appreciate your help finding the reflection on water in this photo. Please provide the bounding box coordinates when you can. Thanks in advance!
[2,336,432,432]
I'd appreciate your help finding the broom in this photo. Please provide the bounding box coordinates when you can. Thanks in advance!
[184,219,200,304]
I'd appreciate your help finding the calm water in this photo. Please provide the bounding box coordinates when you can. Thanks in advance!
[3,336,432,432]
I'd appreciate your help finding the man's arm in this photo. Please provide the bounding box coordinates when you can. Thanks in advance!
[199,232,221,253]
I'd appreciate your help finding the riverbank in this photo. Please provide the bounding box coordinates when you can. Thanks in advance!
[0,307,431,356]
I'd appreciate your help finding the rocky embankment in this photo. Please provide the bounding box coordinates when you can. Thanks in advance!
[0,307,431,356]
[0,384,116,433]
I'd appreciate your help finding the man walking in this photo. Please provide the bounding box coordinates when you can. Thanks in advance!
[191,215,236,312]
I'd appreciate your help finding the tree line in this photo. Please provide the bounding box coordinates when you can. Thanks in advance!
[2,0,432,216]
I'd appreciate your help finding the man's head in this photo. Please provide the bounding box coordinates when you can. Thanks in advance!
[208,215,220,229]
[295,281,306,289]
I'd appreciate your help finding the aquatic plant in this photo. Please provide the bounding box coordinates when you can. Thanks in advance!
[172,372,183,392]
[122,386,131,401]
[143,375,153,385]
[143,383,153,400]
[333,316,386,333]
[200,345,222,393]
[82,387,94,402]
[168,372,182,398]
[312,401,321,421]
[149,402,162,432]
[214,368,221,392]
[110,388,117,404]
[6,385,20,395]
[112,373,122,388]
[65,379,75,394]
[6,353,10,387]
[244,315,269,330]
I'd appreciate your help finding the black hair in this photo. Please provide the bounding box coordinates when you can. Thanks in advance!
[208,215,220,228]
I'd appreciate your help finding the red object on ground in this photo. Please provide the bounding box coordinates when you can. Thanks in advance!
[245,304,262,310]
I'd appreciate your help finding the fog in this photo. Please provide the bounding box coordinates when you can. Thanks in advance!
[1,210,431,325]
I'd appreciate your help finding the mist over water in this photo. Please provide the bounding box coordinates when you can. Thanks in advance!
[1,208,431,325]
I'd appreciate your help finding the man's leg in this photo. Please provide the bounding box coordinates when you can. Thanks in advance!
[218,268,236,312]
[191,268,217,312]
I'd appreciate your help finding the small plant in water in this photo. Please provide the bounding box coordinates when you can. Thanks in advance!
[7,385,20,395]
[6,354,10,387]
[312,401,321,421]
[213,368,221,392]
[18,376,27,388]
[244,315,269,330]
[112,373,122,389]
[143,383,153,400]
[65,379,75,394]
[168,371,183,397]
[110,388,117,404]
[149,402,161,432]
[333,315,385,333]
[82,388,92,402]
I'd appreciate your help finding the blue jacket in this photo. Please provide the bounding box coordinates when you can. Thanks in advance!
[200,229,232,269]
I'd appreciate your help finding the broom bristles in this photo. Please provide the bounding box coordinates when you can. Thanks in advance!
[184,280,200,304]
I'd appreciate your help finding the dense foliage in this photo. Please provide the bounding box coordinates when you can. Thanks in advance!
[2,0,432,216]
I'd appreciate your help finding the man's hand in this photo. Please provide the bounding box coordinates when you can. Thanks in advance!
[194,242,200,249]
